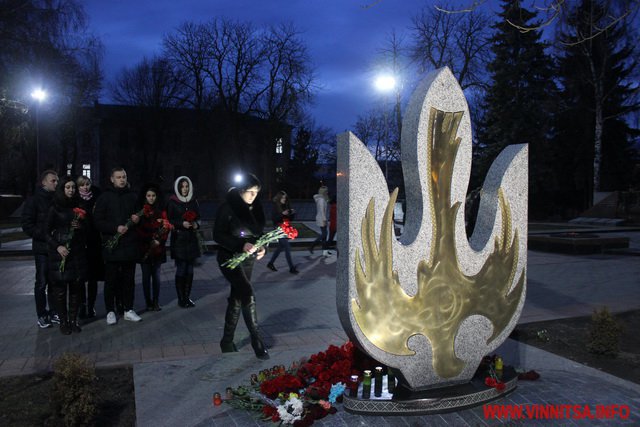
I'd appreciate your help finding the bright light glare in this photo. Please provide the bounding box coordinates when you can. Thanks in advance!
[31,89,47,102]
[233,173,243,184]
[374,75,396,92]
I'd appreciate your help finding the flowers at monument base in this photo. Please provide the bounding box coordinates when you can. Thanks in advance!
[481,354,506,392]
[223,342,357,425]
[105,207,146,251]
[59,207,87,272]
[221,221,299,269]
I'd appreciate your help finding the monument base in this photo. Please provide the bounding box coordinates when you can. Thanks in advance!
[343,367,517,416]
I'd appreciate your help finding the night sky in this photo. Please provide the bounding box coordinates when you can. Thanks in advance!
[84,0,428,133]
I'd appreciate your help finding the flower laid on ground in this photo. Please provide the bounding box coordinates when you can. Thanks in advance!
[60,207,87,272]
[104,207,145,252]
[482,355,506,392]
[224,342,357,426]
[221,221,298,269]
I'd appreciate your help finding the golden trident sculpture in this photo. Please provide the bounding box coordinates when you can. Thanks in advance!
[336,67,528,390]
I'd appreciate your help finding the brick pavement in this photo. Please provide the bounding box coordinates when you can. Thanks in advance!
[1,229,640,425]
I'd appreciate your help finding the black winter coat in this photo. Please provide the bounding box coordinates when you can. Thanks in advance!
[78,188,105,281]
[93,186,139,262]
[167,195,201,261]
[21,187,55,255]
[214,189,265,265]
[46,203,88,283]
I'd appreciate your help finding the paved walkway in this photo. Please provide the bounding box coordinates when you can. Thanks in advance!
[1,227,639,425]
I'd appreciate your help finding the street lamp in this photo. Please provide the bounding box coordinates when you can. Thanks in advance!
[374,75,396,181]
[31,89,47,174]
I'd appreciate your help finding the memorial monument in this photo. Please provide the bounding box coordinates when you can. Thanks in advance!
[336,67,528,413]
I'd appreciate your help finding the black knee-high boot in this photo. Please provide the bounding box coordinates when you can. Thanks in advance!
[175,276,186,307]
[69,283,82,333]
[54,284,71,335]
[220,298,241,353]
[241,296,269,360]
[184,274,195,308]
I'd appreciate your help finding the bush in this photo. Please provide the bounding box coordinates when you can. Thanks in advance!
[587,307,622,356]
[50,353,97,426]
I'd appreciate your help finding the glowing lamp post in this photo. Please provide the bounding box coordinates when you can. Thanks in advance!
[374,75,397,181]
[31,89,47,174]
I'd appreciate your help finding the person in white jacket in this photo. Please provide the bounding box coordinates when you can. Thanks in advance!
[309,185,332,256]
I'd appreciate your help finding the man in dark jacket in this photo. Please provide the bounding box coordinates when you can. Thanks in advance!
[21,169,59,328]
[93,167,141,325]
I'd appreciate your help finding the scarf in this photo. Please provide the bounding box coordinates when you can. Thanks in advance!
[79,187,93,201]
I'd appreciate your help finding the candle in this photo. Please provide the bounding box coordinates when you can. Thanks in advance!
[387,368,395,393]
[362,370,372,399]
[213,392,222,406]
[374,367,383,397]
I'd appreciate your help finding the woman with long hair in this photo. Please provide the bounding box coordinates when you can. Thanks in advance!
[266,190,298,274]
[137,184,170,311]
[214,173,269,360]
[46,176,88,334]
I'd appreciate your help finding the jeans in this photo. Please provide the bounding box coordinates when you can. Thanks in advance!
[175,259,194,277]
[104,262,136,312]
[141,262,162,304]
[269,238,293,269]
[313,225,328,249]
[34,254,55,317]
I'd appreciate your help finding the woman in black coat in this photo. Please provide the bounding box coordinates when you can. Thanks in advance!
[214,173,269,360]
[76,175,104,318]
[167,176,201,308]
[46,176,88,334]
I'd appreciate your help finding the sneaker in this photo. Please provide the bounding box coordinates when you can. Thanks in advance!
[106,311,117,325]
[267,263,277,272]
[124,310,142,322]
[50,313,61,324]
[37,316,52,329]
[322,250,334,257]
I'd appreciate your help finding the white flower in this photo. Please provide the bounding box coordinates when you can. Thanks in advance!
[277,396,304,425]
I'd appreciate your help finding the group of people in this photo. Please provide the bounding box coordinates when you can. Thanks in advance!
[21,168,332,361]
[21,168,203,334]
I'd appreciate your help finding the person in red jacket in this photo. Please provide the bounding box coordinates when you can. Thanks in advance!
[136,184,170,312]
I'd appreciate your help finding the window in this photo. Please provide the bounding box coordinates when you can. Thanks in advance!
[82,164,91,179]
[275,137,283,154]
[66,163,73,176]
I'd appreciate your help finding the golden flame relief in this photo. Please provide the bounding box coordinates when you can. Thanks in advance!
[352,107,525,379]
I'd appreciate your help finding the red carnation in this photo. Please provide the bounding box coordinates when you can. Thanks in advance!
[72,207,87,220]
[143,203,154,217]
[183,210,197,222]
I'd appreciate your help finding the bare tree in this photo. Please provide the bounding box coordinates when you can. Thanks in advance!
[556,0,640,194]
[111,56,183,107]
[260,23,315,123]
[434,0,639,43]
[411,3,492,90]
[353,106,400,162]
[162,22,213,110]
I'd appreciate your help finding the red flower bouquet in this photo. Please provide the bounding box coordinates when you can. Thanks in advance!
[142,213,174,262]
[223,342,356,425]
[183,210,197,223]
[221,221,299,269]
[59,207,87,272]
